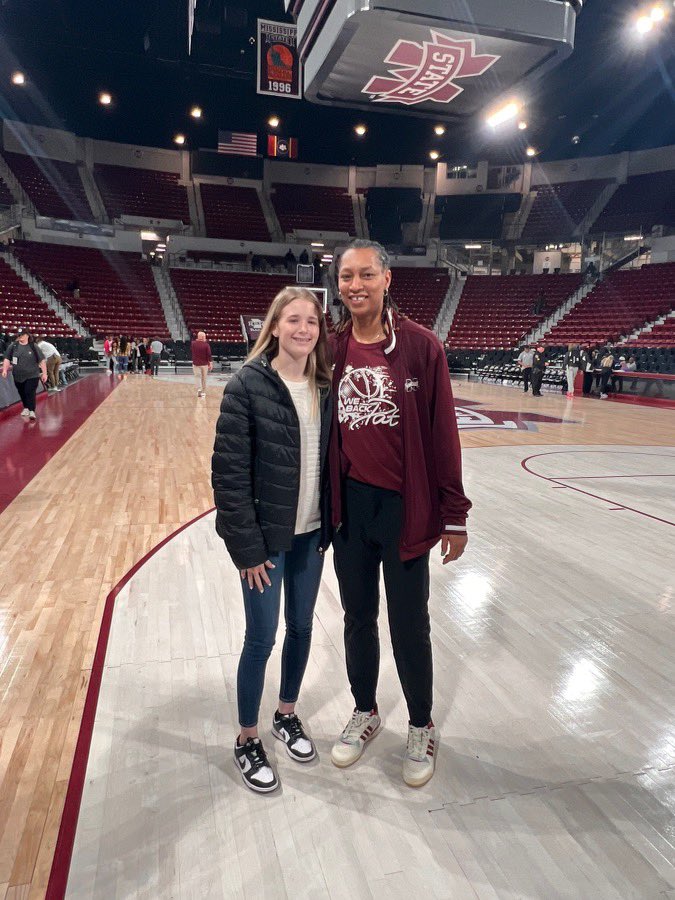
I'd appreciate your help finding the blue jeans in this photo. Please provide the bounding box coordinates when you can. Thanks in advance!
[237,529,324,728]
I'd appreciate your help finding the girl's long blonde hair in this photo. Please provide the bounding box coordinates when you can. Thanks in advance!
[247,286,332,416]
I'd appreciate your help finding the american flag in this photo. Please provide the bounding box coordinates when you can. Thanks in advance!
[217,130,258,156]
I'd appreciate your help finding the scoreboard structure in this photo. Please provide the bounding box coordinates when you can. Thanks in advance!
[288,0,581,120]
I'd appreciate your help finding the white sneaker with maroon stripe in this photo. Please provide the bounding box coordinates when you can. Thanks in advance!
[331,708,381,767]
[403,723,437,787]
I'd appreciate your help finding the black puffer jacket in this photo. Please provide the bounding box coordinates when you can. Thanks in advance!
[211,355,332,569]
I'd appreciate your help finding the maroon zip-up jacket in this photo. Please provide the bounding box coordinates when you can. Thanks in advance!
[330,311,471,561]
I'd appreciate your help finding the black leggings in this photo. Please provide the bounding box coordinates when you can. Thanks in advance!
[16,377,39,412]
[332,479,432,727]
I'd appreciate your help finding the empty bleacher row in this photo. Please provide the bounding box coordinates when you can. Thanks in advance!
[446,274,582,349]
[521,179,612,242]
[11,241,170,337]
[390,267,449,331]
[199,183,269,241]
[171,269,290,343]
[94,165,190,223]
[0,257,77,337]
[544,263,675,345]
[591,170,675,234]
[365,188,422,246]
[271,183,355,235]
[1,152,92,221]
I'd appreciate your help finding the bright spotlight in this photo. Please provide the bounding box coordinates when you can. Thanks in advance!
[465,244,482,250]
[650,5,666,21]
[354,124,367,137]
[99,92,112,106]
[434,124,446,136]
[174,133,186,146]
[486,99,522,128]
[526,146,538,157]
[268,115,280,128]
[518,120,528,131]
[429,150,440,161]
[636,14,654,32]
[190,106,203,119]
[11,71,26,86]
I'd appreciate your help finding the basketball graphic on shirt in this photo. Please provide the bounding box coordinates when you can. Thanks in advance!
[339,365,400,430]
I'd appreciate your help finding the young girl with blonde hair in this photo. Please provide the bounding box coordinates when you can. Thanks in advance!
[212,286,332,793]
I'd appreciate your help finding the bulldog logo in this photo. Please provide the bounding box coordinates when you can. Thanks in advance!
[454,399,576,432]
[363,31,500,106]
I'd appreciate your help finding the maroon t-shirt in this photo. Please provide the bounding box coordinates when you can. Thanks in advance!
[191,340,212,367]
[337,334,402,492]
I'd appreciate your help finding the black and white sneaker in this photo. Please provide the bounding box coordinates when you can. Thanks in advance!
[233,737,279,793]
[272,711,316,762]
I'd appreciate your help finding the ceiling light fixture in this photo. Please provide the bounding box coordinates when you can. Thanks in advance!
[526,146,538,157]
[518,120,528,130]
[486,99,522,128]
[190,106,203,119]
[174,133,186,145]
[354,124,367,137]
[99,92,112,106]
[429,150,440,161]
[434,124,446,136]
[11,71,26,86]
[465,244,482,250]
[268,115,280,128]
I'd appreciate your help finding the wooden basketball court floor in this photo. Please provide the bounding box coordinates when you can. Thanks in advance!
[1,373,674,899]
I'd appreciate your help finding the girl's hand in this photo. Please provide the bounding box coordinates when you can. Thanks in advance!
[240,560,276,593]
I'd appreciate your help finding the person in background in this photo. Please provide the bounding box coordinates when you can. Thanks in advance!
[212,286,333,794]
[563,343,582,399]
[115,336,130,378]
[329,239,471,788]
[580,344,595,396]
[138,337,149,375]
[531,344,547,396]
[150,337,163,377]
[35,336,62,392]
[2,329,48,420]
[191,331,213,398]
[517,345,535,393]
[128,337,138,373]
[103,335,114,375]
[284,248,297,274]
[599,347,615,399]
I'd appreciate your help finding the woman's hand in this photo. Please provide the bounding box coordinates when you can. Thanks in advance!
[41,373,48,384]
[441,533,467,565]
[240,560,276,592]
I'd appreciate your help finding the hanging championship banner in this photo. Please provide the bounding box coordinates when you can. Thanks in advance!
[256,19,301,99]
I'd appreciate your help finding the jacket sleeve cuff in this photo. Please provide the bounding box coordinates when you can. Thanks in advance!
[442,519,467,534]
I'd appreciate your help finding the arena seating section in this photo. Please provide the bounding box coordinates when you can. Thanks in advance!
[200,183,269,241]
[0,257,76,337]
[391,267,449,330]
[544,263,675,345]
[2,152,92,220]
[171,270,291,342]
[272,184,355,235]
[591,170,675,234]
[12,241,169,337]
[94,164,190,223]
[446,274,582,349]
[521,179,612,242]
[629,314,675,348]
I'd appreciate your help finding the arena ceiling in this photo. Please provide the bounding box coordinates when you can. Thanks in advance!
[0,0,673,167]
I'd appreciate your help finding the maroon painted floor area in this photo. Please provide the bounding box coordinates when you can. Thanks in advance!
[0,374,116,515]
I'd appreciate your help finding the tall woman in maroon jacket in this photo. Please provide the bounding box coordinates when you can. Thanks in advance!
[329,239,471,788]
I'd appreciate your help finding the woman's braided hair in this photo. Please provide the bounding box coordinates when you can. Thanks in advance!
[335,239,399,334]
